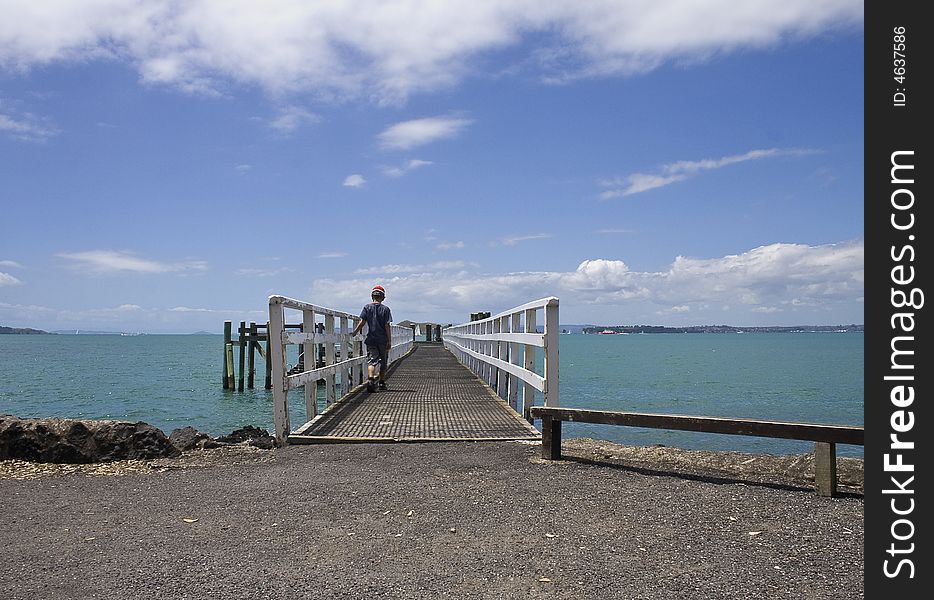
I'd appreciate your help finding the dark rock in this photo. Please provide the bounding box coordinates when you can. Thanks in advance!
[169,426,224,451]
[216,425,277,449]
[0,415,181,463]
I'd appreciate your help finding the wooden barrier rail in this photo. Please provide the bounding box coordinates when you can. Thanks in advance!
[529,406,863,497]
[443,297,559,421]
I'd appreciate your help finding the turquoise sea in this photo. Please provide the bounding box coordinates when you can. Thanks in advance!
[0,332,863,457]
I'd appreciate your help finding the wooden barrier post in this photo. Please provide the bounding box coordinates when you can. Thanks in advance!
[541,415,561,460]
[247,321,256,389]
[222,321,232,389]
[814,442,837,497]
[237,320,246,391]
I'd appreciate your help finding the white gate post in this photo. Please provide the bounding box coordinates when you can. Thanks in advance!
[543,298,560,408]
[269,297,289,443]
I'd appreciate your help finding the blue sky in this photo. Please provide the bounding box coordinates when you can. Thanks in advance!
[1,1,864,333]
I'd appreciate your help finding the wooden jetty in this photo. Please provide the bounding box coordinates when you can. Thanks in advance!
[218,294,863,496]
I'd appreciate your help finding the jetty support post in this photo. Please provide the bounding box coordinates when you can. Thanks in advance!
[523,308,536,423]
[814,442,837,497]
[269,298,290,443]
[222,321,232,389]
[303,309,317,420]
[238,321,247,391]
[247,321,256,389]
[543,298,560,408]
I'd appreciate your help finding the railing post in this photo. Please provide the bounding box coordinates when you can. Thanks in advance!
[269,298,289,443]
[325,314,336,406]
[543,299,559,408]
[523,308,537,422]
[340,316,350,398]
[303,309,317,420]
[509,312,521,410]
[496,316,508,399]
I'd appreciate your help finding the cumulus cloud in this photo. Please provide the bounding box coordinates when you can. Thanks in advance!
[382,159,433,177]
[310,240,864,324]
[378,117,472,150]
[0,1,862,102]
[343,174,366,188]
[599,148,819,198]
[56,250,208,274]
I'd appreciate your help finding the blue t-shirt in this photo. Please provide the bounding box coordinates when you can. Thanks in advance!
[359,302,392,345]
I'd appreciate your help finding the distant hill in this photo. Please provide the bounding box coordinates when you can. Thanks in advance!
[581,324,864,334]
[0,326,50,334]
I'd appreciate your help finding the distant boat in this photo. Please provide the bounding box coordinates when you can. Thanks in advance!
[600,329,617,334]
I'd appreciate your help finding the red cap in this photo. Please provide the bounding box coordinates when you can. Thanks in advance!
[371,285,385,297]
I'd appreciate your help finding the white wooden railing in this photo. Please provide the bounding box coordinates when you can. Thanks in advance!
[268,295,414,442]
[442,297,559,420]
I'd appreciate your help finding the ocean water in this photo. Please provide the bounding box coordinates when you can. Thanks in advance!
[0,332,863,457]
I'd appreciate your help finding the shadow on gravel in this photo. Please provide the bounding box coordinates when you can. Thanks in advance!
[560,455,864,499]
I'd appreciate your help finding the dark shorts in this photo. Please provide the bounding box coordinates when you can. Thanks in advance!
[366,343,388,370]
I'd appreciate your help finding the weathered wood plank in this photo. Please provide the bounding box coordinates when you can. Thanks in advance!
[529,407,864,445]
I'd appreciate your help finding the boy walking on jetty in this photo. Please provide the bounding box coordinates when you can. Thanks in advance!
[351,285,393,392]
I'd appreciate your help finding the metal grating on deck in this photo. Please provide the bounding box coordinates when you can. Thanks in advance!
[288,343,541,443]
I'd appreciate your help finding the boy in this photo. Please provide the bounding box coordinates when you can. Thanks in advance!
[351,285,392,392]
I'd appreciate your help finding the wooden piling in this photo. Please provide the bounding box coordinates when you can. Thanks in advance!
[247,321,256,389]
[238,321,246,391]
[222,321,232,389]
[225,341,235,390]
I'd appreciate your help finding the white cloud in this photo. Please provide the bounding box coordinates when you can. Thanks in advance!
[0,1,862,102]
[0,105,60,142]
[0,272,23,286]
[600,148,819,198]
[234,164,252,173]
[382,159,434,177]
[436,241,465,251]
[56,250,208,274]
[343,174,366,188]
[318,252,347,259]
[354,261,471,275]
[0,260,23,268]
[311,240,864,325]
[378,117,472,150]
[235,267,293,277]
[494,233,551,246]
[597,228,635,234]
[267,105,319,133]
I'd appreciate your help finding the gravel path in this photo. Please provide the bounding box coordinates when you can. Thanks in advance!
[0,441,863,599]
